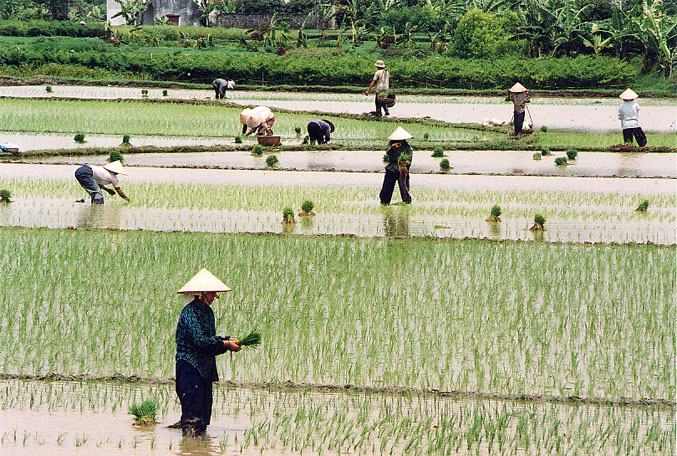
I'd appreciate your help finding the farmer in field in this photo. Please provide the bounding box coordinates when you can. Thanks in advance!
[506,82,530,135]
[380,127,413,205]
[240,106,275,136]
[618,88,647,147]
[74,161,130,204]
[175,268,240,438]
[212,78,235,99]
[365,60,391,117]
[307,119,335,144]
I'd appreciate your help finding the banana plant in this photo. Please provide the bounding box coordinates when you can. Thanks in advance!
[623,0,677,75]
[581,23,613,56]
[112,0,151,25]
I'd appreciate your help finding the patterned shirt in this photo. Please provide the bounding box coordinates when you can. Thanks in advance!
[385,141,413,172]
[175,299,228,381]
[508,91,530,114]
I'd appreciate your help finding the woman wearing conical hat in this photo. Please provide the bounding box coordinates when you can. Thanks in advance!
[380,127,413,205]
[506,82,530,135]
[618,88,647,147]
[175,269,241,438]
[74,160,130,205]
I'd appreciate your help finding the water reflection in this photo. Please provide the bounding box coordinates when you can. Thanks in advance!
[383,207,410,237]
[76,204,121,230]
[530,229,546,242]
[177,435,220,455]
[487,221,502,240]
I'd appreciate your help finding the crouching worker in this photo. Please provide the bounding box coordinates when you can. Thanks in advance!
[380,127,413,205]
[240,106,275,136]
[74,160,130,204]
[307,119,335,144]
[212,78,235,99]
[175,268,241,438]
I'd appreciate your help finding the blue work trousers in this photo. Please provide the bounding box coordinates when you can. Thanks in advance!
[74,165,104,204]
[176,360,213,434]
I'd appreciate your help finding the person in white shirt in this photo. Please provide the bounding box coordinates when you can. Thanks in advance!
[365,60,390,117]
[618,88,647,147]
[240,106,275,136]
[74,160,131,204]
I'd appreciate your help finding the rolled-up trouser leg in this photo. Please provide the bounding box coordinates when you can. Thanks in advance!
[74,165,104,204]
[176,360,206,435]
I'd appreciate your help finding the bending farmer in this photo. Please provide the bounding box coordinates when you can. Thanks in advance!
[307,119,335,144]
[365,60,390,117]
[506,82,530,135]
[618,88,647,147]
[74,161,130,204]
[380,127,413,205]
[240,106,275,136]
[212,78,235,100]
[175,268,241,438]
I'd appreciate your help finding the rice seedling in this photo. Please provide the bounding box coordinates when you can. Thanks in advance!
[636,200,649,212]
[141,89,148,97]
[540,125,548,132]
[486,205,501,222]
[73,133,85,143]
[162,90,168,97]
[439,158,451,171]
[45,86,52,93]
[566,149,578,160]
[108,150,124,163]
[431,146,444,158]
[540,146,550,156]
[533,152,541,160]
[300,200,315,216]
[282,207,294,224]
[128,399,157,425]
[266,155,278,167]
[237,330,262,349]
[234,136,242,144]
[0,189,11,203]
[530,213,546,230]
[251,145,263,156]
[120,135,131,147]
[554,156,568,166]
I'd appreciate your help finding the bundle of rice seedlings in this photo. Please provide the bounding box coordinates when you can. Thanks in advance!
[129,399,157,426]
[238,330,261,349]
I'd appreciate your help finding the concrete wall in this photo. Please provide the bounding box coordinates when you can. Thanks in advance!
[107,0,201,26]
[214,12,335,30]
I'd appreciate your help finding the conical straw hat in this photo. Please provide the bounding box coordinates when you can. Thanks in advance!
[246,112,263,129]
[177,268,232,294]
[619,88,638,100]
[239,108,252,125]
[388,127,413,141]
[508,82,527,93]
[103,160,126,175]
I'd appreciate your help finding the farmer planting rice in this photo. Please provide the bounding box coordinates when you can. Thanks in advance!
[365,60,391,117]
[240,106,275,136]
[211,78,235,99]
[380,127,413,205]
[307,119,335,144]
[74,160,130,204]
[175,268,241,438]
[506,82,531,135]
[618,88,647,147]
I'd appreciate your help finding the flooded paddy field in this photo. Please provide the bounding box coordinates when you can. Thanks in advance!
[20,149,677,178]
[1,85,675,132]
[2,380,673,455]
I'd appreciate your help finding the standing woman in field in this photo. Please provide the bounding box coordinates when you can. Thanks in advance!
[380,127,413,205]
[506,82,530,135]
[365,60,391,117]
[618,88,647,147]
[175,268,241,438]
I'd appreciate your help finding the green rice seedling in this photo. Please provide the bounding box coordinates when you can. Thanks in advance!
[251,145,263,156]
[382,153,389,162]
[440,158,451,171]
[423,133,430,140]
[486,205,501,222]
[530,213,546,231]
[237,330,262,349]
[45,86,52,93]
[0,189,11,203]
[120,135,131,146]
[266,155,278,167]
[141,89,148,97]
[282,207,294,223]
[302,135,310,144]
[73,133,85,143]
[300,200,315,215]
[294,127,302,137]
[533,153,541,160]
[431,146,444,158]
[554,157,568,166]
[109,150,124,163]
[234,136,242,144]
[566,149,578,160]
[540,126,548,132]
[540,146,550,156]
[635,200,649,212]
[162,89,168,97]
[128,399,157,425]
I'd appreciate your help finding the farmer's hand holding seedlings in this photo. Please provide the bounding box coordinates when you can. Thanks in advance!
[222,337,241,352]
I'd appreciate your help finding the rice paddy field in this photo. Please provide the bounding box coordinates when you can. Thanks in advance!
[0,87,674,455]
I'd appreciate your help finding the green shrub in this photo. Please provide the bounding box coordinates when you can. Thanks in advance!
[439,158,450,171]
[251,145,263,156]
[566,148,578,160]
[301,200,314,214]
[45,86,52,93]
[635,200,649,212]
[266,155,278,167]
[540,146,550,156]
[431,146,444,158]
[128,399,157,425]
[73,133,85,143]
[109,150,124,163]
[282,207,294,223]
[554,157,567,166]
[0,189,11,203]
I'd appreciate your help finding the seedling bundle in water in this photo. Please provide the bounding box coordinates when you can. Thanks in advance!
[635,200,649,212]
[530,213,546,231]
[486,205,501,222]
[129,399,157,426]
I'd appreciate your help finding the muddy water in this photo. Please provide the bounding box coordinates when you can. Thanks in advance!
[0,163,675,193]
[2,85,675,132]
[0,198,673,244]
[22,150,677,178]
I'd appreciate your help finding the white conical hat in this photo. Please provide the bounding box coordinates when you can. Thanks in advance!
[619,88,638,100]
[509,82,527,92]
[246,112,263,128]
[177,268,232,294]
[388,127,413,141]
[239,108,252,125]
[103,160,126,175]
